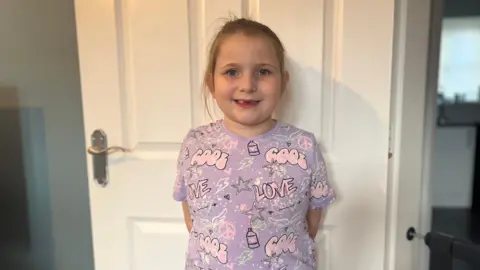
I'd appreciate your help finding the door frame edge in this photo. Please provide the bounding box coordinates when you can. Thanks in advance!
[384,0,442,269]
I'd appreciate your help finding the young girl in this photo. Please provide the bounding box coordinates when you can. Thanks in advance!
[173,17,336,270]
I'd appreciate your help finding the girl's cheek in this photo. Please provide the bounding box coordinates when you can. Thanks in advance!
[216,78,236,89]
[258,78,281,90]
[262,86,283,96]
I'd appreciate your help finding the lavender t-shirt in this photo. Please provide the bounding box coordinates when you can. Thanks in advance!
[173,120,336,270]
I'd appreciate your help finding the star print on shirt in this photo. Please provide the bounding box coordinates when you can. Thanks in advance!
[242,201,266,222]
[186,162,201,179]
[231,176,252,195]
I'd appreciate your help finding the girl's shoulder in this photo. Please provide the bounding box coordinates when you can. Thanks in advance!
[273,121,320,149]
[275,121,314,137]
[180,120,224,147]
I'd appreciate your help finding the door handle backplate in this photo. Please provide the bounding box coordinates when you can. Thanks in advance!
[89,129,109,187]
[88,129,132,187]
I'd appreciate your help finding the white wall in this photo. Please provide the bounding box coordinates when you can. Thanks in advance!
[0,1,94,270]
[432,127,477,207]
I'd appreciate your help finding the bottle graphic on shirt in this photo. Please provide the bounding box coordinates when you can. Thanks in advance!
[246,227,260,249]
[247,141,260,156]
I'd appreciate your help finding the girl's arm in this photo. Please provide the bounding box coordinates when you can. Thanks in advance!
[306,208,324,240]
[181,200,193,232]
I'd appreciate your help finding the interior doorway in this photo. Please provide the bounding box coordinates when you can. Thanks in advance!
[426,0,480,269]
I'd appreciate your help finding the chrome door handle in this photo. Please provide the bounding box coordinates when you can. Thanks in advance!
[87,129,130,187]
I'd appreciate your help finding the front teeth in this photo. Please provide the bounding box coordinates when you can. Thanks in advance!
[235,100,257,103]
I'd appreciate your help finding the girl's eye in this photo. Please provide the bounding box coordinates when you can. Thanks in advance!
[257,68,272,76]
[224,69,238,77]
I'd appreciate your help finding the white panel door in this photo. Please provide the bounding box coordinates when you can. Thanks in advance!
[74,0,396,269]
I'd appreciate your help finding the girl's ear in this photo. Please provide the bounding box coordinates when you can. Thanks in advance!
[281,71,290,94]
[206,73,214,94]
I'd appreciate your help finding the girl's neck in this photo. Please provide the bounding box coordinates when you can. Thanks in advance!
[222,118,277,139]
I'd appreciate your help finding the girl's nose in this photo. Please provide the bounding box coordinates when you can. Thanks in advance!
[239,73,257,92]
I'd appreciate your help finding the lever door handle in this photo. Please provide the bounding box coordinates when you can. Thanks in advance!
[87,145,130,155]
[87,129,130,187]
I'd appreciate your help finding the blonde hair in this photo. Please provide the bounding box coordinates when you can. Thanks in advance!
[202,17,287,119]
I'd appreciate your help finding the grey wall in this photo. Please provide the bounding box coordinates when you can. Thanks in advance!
[432,126,477,207]
[0,1,94,270]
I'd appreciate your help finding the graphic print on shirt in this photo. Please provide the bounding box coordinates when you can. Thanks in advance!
[271,128,302,146]
[260,232,298,269]
[195,208,230,264]
[198,233,229,264]
[191,201,219,214]
[253,177,298,202]
[191,148,229,170]
[216,132,239,150]
[262,161,287,178]
[246,227,261,249]
[237,200,266,250]
[188,179,212,199]
[238,156,255,171]
[296,135,314,151]
[265,147,308,170]
[262,255,289,270]
[218,221,237,242]
[231,176,253,195]
[262,147,308,179]
[311,180,333,199]
[196,208,226,234]
[234,250,255,266]
[180,146,189,163]
[310,150,334,201]
[241,201,266,223]
[175,122,336,270]
[265,232,298,258]
[268,211,305,232]
[190,215,236,252]
[247,140,261,156]
[186,162,202,180]
[215,177,230,195]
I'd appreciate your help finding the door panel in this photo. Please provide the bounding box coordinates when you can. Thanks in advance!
[75,0,395,269]
[128,0,192,143]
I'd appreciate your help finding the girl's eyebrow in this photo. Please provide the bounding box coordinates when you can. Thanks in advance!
[258,63,278,68]
[218,62,278,69]
[219,63,240,68]
[255,63,279,71]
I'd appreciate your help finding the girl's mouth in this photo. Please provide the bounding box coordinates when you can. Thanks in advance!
[233,99,260,108]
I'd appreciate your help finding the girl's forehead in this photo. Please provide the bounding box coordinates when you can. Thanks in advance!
[216,34,279,65]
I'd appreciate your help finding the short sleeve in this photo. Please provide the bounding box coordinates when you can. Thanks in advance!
[172,131,193,202]
[309,138,336,210]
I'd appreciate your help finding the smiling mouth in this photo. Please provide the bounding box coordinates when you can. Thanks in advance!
[233,99,260,108]
[233,99,260,104]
